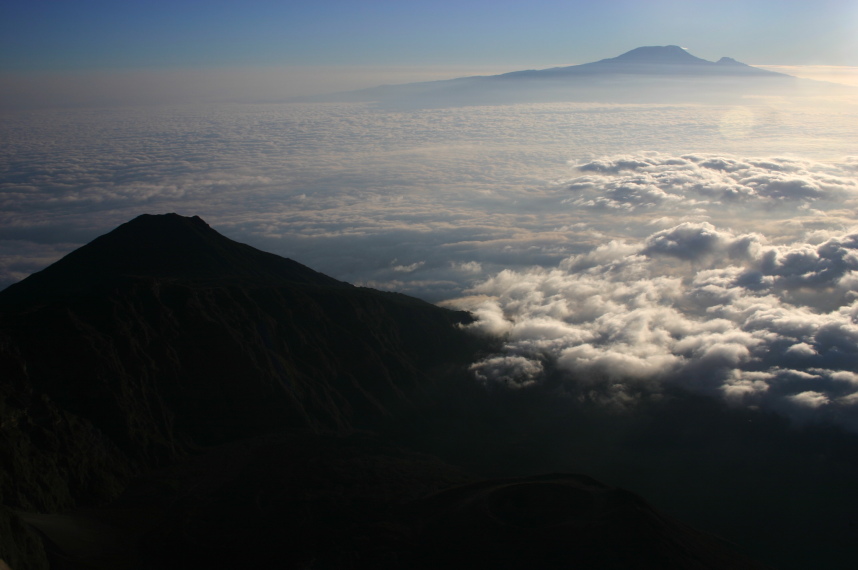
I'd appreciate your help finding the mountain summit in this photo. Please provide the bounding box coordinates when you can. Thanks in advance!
[501,44,784,78]
[0,213,344,309]
[605,45,706,63]
[592,44,768,69]
[579,44,780,74]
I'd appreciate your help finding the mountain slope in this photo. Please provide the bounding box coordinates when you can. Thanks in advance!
[0,215,479,533]
[0,214,777,569]
[0,213,346,309]
[1,212,480,435]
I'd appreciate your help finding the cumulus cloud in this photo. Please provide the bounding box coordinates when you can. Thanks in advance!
[564,153,857,211]
[450,219,858,429]
[469,355,543,389]
[721,370,771,400]
[391,260,425,273]
[642,222,763,262]
[788,391,829,408]
[452,261,483,274]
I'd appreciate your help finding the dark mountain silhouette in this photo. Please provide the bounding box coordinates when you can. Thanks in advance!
[307,45,823,108]
[0,213,481,448]
[0,213,481,567]
[0,213,345,309]
[0,214,774,569]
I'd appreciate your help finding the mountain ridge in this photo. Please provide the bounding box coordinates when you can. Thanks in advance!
[0,215,481,516]
[604,44,710,64]
[0,213,837,569]
[0,213,348,310]
[498,45,780,77]
[304,45,796,107]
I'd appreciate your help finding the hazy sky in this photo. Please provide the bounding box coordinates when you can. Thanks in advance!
[3,0,858,71]
[2,0,858,107]
[3,0,858,430]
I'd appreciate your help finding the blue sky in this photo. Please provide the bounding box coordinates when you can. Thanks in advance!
[2,0,857,73]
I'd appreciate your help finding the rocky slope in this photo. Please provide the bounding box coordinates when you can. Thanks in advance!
[0,214,771,569]
[0,214,480,568]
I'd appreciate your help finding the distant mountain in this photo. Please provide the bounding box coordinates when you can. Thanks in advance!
[308,45,802,107]
[493,44,786,79]
[598,45,775,71]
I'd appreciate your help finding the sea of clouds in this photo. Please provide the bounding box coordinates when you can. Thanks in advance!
[2,91,858,427]
[435,147,858,428]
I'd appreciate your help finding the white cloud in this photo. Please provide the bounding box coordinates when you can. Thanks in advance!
[452,261,483,274]
[828,370,858,385]
[786,342,817,357]
[469,355,543,389]
[391,260,425,273]
[447,218,858,428]
[3,96,858,430]
[564,153,857,212]
[788,391,830,408]
[721,370,772,401]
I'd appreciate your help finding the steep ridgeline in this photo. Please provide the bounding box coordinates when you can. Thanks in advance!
[0,214,478,511]
[0,214,779,570]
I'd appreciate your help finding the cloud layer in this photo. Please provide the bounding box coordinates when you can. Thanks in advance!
[566,153,857,210]
[453,220,858,429]
[3,98,857,295]
[3,95,858,431]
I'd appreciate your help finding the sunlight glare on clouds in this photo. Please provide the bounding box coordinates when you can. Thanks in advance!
[718,106,756,139]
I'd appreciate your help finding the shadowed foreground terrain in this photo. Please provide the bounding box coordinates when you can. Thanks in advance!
[11,431,769,569]
[0,213,845,568]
